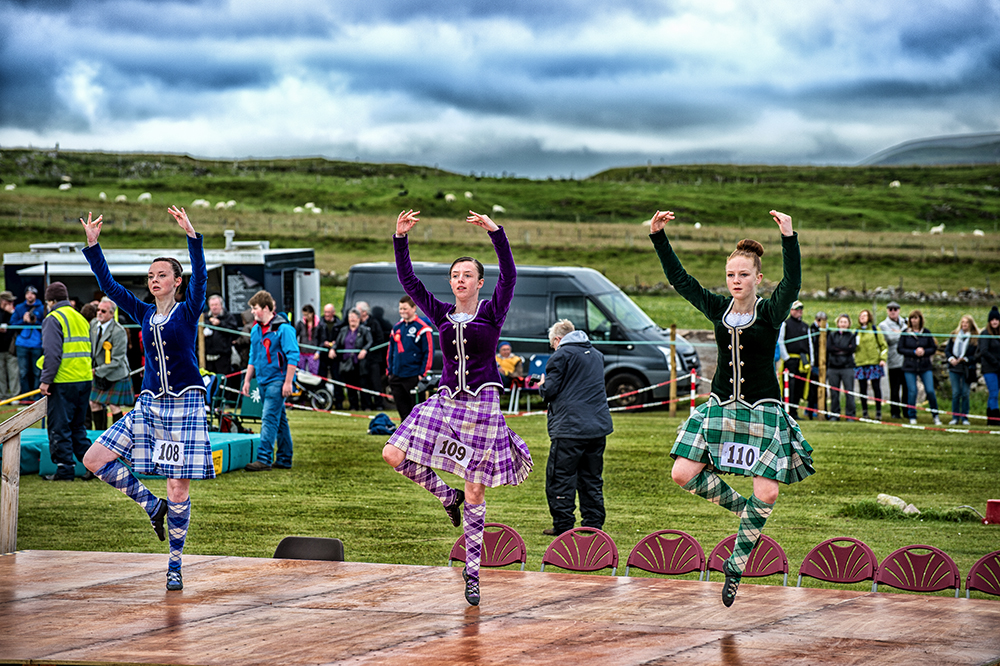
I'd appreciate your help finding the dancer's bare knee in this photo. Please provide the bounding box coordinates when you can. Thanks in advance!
[382,444,404,467]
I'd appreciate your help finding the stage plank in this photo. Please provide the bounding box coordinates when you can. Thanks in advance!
[0,550,997,666]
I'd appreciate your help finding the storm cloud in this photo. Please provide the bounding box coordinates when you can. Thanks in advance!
[1,0,998,177]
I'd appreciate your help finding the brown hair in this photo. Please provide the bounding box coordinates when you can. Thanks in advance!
[727,239,764,274]
[248,290,276,311]
[151,256,183,279]
[907,309,925,331]
[858,309,875,329]
[399,295,415,306]
[450,256,485,280]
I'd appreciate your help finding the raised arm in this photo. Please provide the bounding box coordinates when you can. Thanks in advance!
[762,211,801,325]
[647,210,726,320]
[80,212,145,322]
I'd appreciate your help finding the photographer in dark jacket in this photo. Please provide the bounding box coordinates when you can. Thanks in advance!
[898,309,941,425]
[203,295,239,377]
[826,313,857,421]
[537,319,613,536]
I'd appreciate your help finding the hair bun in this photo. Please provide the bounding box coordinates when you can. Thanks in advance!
[736,239,764,257]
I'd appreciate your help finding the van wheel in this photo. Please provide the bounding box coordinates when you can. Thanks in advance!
[606,372,645,408]
[311,388,334,411]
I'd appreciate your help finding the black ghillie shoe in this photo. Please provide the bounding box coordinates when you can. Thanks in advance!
[464,578,480,606]
[444,489,465,527]
[151,499,168,542]
[166,569,183,591]
[722,561,741,607]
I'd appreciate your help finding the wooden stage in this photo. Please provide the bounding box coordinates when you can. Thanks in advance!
[1,550,998,666]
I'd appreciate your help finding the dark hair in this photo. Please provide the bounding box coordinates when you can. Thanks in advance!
[450,256,484,281]
[728,239,764,273]
[907,309,925,330]
[151,256,183,279]
[302,304,315,315]
[399,295,415,306]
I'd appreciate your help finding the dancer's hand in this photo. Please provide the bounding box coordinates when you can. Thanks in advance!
[770,210,793,236]
[466,211,499,232]
[396,210,419,236]
[167,206,197,238]
[649,210,674,234]
[80,212,104,247]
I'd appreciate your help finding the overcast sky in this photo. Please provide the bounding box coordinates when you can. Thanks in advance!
[1,0,998,178]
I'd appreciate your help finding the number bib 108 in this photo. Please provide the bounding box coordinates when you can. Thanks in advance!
[719,441,760,473]
[152,438,186,468]
[433,434,470,470]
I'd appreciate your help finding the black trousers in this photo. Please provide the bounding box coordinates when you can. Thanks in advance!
[389,374,420,420]
[785,357,806,418]
[47,381,92,477]
[545,436,607,533]
[361,362,384,411]
[887,367,905,418]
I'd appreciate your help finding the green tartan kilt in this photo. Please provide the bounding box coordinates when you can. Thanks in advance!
[672,396,815,484]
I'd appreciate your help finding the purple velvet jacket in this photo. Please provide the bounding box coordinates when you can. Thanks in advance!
[394,227,515,397]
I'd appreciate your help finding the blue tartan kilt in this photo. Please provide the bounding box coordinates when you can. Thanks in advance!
[97,389,215,479]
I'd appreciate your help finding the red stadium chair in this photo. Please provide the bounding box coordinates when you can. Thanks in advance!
[873,544,961,597]
[624,529,706,579]
[541,527,619,576]
[797,537,878,588]
[448,523,527,571]
[707,534,789,586]
[965,550,1000,598]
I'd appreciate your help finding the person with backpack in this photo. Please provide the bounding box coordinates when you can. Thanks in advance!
[242,290,299,471]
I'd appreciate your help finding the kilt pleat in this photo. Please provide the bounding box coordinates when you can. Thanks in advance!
[90,378,136,405]
[97,390,215,479]
[672,396,814,484]
[387,386,532,487]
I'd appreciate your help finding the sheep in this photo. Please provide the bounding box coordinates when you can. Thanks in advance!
[115,194,127,203]
[192,199,210,208]
[889,180,901,188]
[464,191,474,199]
[293,206,304,213]
[4,184,16,191]
[974,229,985,237]
[304,202,315,209]
[444,193,456,202]
[138,192,152,202]
[492,204,506,214]
[311,207,322,214]
[98,191,107,200]
[58,183,72,191]
[226,200,236,208]
[929,223,945,234]
[215,201,227,210]
[694,222,702,229]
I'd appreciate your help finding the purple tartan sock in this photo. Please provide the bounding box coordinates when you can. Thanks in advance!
[167,499,191,573]
[463,502,486,583]
[95,459,162,518]
[394,459,458,506]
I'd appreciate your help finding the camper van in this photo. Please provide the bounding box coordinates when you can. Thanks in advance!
[343,261,701,406]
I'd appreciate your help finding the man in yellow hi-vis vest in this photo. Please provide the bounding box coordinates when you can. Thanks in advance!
[39,282,94,481]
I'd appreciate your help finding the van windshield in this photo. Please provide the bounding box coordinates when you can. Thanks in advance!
[595,291,658,331]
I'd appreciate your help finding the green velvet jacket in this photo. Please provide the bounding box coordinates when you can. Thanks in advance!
[651,230,802,407]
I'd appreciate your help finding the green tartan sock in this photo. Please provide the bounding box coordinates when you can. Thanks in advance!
[727,494,775,575]
[682,469,747,516]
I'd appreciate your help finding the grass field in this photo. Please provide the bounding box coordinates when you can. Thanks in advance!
[10,406,997,598]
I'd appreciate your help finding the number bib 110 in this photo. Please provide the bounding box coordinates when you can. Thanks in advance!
[719,441,760,473]
[433,434,470,470]
[153,439,186,468]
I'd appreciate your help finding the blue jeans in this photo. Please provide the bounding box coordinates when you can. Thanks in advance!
[16,346,42,397]
[948,370,969,420]
[904,370,938,419]
[257,380,293,466]
[985,372,999,410]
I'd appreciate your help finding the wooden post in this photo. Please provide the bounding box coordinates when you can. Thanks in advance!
[669,325,678,417]
[198,313,206,369]
[1,399,48,554]
[818,323,828,418]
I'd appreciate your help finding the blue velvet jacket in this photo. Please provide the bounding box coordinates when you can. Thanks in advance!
[394,227,515,397]
[83,234,207,398]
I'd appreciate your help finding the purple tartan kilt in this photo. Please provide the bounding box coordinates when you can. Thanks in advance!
[96,389,215,479]
[854,364,884,381]
[387,386,533,487]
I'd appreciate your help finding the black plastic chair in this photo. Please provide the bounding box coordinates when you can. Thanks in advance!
[273,536,345,561]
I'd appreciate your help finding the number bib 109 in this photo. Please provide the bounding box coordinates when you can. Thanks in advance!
[152,438,185,468]
[719,441,760,473]
[433,434,470,470]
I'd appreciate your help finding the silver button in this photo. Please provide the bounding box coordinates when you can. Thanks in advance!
[463,339,467,343]
[728,362,732,366]
[728,345,732,350]
[739,361,744,366]
[455,356,459,360]
[465,371,469,375]
[739,345,743,349]
[729,378,733,383]
[740,378,744,383]
[465,355,469,360]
